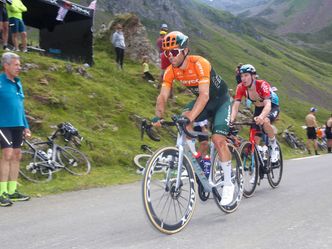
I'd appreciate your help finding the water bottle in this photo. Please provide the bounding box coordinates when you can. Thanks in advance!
[203,155,211,177]
[194,152,204,170]
[47,148,53,159]
[257,145,264,158]
[262,145,268,161]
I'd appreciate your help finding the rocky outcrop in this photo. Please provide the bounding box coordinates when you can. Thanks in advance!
[98,13,160,65]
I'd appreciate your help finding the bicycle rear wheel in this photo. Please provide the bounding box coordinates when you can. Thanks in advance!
[267,142,283,188]
[142,147,196,234]
[57,147,91,176]
[19,150,52,183]
[211,143,243,213]
[239,141,258,198]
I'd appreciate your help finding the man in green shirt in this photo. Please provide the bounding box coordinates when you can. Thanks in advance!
[6,0,27,52]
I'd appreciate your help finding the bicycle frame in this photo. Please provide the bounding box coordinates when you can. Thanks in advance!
[24,139,65,170]
[174,125,222,194]
[243,127,266,181]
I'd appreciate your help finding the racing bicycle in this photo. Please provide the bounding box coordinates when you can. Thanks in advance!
[142,115,243,234]
[234,121,283,198]
[20,123,91,183]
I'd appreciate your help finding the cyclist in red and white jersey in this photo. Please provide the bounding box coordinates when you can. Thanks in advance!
[230,64,280,163]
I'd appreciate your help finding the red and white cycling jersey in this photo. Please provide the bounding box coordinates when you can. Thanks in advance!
[234,79,271,105]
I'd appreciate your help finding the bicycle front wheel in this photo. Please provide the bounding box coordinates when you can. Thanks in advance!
[142,147,196,234]
[19,150,53,183]
[267,142,283,188]
[57,147,91,176]
[211,143,243,213]
[239,141,259,198]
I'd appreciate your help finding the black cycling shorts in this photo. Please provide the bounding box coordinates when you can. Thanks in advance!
[325,127,332,139]
[252,105,280,135]
[306,127,317,140]
[0,127,24,149]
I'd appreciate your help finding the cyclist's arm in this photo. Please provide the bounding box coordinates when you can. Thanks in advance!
[155,85,171,119]
[230,84,245,122]
[186,81,209,122]
[259,99,272,119]
[230,101,241,123]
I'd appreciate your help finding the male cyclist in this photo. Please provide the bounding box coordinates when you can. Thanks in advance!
[230,64,280,163]
[152,31,234,206]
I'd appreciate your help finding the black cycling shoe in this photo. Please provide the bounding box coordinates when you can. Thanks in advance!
[0,193,13,207]
[8,190,31,201]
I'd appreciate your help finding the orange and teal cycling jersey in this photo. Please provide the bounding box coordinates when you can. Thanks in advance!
[162,55,231,136]
[162,55,228,99]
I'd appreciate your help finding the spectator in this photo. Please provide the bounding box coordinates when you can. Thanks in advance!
[156,23,171,86]
[6,0,27,52]
[142,56,155,83]
[111,24,125,70]
[0,0,11,51]
[305,107,319,155]
[235,63,243,84]
[0,52,31,207]
[326,114,332,153]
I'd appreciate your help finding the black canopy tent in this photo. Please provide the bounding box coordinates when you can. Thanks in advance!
[22,0,94,65]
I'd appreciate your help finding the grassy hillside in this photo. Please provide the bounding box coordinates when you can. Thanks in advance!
[13,2,332,196]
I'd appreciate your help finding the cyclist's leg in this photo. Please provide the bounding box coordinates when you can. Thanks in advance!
[183,100,210,155]
[210,99,235,205]
[263,105,280,162]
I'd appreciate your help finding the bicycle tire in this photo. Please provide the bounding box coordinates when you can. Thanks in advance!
[267,142,283,188]
[57,147,91,176]
[142,146,196,234]
[238,141,258,198]
[211,143,243,213]
[133,154,151,172]
[19,150,53,183]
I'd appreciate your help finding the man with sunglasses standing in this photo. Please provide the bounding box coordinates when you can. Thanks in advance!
[152,31,234,206]
[0,52,30,207]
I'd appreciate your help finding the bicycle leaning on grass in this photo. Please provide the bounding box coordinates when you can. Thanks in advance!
[20,123,91,183]
[234,121,283,198]
[142,115,243,234]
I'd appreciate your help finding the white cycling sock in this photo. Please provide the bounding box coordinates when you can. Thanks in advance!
[220,160,232,186]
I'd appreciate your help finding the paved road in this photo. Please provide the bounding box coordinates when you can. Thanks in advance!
[1,154,332,249]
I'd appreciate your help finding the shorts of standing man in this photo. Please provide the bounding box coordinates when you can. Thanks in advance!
[0,4,8,22]
[306,127,317,140]
[9,17,26,33]
[0,127,24,149]
[326,127,332,139]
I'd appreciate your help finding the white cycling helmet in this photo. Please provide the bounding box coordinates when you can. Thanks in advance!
[240,64,256,74]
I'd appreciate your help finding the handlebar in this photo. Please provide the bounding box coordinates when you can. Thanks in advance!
[232,121,256,126]
[141,115,209,141]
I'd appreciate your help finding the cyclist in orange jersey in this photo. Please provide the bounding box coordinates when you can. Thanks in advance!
[152,31,234,206]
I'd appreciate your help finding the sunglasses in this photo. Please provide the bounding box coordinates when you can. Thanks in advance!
[164,49,184,58]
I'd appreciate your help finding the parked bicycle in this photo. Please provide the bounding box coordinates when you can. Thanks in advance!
[234,121,283,198]
[142,115,243,234]
[20,122,91,183]
[282,125,306,150]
